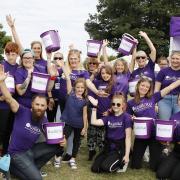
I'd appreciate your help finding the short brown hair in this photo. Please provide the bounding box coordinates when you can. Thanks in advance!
[5,42,20,54]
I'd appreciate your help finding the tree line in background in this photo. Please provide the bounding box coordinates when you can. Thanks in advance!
[0,24,11,60]
[85,0,180,58]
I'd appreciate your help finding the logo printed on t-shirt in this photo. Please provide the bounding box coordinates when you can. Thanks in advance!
[108,121,122,128]
[25,123,41,135]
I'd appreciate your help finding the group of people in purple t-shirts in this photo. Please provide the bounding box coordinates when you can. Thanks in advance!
[0,15,179,180]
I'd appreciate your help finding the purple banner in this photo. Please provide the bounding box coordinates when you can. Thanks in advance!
[170,16,180,37]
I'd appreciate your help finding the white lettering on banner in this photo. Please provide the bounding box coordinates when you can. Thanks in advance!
[119,39,133,51]
[42,34,53,47]
[32,76,48,91]
[5,76,15,89]
[88,43,100,54]
[156,124,173,138]
[134,122,147,136]
[46,126,63,139]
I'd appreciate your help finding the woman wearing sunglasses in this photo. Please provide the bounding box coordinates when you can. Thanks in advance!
[155,51,180,120]
[127,77,180,171]
[130,31,156,83]
[90,93,132,173]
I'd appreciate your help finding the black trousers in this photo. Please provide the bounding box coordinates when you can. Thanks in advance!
[131,138,164,171]
[64,124,82,158]
[156,144,180,180]
[91,139,125,173]
[0,109,15,155]
[46,100,59,122]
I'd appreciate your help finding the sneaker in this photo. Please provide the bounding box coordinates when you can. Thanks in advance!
[62,153,71,163]
[54,156,61,168]
[40,171,47,177]
[69,159,77,169]
[116,163,128,173]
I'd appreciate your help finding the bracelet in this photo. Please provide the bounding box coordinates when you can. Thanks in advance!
[50,76,56,80]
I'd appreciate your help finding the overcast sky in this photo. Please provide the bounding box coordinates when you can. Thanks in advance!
[0,0,117,59]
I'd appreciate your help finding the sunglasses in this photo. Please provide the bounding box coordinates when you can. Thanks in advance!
[136,56,146,60]
[112,103,121,107]
[89,62,97,65]
[54,57,63,60]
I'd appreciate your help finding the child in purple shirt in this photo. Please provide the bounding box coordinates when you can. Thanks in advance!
[127,77,180,170]
[90,94,132,173]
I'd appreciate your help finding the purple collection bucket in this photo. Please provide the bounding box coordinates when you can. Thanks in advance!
[87,40,102,57]
[31,72,50,93]
[43,122,64,144]
[118,33,138,55]
[134,117,154,139]
[170,16,180,37]
[155,120,176,142]
[0,75,15,95]
[128,79,139,96]
[40,30,60,52]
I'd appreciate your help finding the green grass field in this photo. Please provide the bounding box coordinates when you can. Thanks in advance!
[40,138,156,180]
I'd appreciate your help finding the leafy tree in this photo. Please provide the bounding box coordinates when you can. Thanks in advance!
[85,0,180,57]
[0,24,12,61]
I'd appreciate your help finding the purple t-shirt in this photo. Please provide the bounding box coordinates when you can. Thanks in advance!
[0,60,18,109]
[58,69,90,101]
[114,71,131,95]
[34,59,48,74]
[15,66,45,108]
[8,105,47,155]
[156,67,180,95]
[61,91,87,128]
[127,92,162,119]
[91,79,115,118]
[102,112,132,140]
[131,59,155,82]
[171,112,180,142]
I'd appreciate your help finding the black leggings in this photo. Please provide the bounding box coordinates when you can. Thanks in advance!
[91,139,125,173]
[131,138,164,171]
[156,144,180,180]
[63,124,82,158]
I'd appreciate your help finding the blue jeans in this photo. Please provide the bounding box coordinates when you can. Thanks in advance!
[158,95,180,120]
[10,142,64,180]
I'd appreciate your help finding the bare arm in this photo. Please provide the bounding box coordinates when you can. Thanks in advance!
[129,46,137,73]
[139,31,156,62]
[154,81,162,93]
[160,80,180,98]
[0,65,19,113]
[6,15,24,53]
[81,106,88,136]
[123,128,132,163]
[91,108,104,126]
[102,39,109,64]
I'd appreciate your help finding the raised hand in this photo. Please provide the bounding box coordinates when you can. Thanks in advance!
[0,64,8,82]
[139,31,148,38]
[6,14,15,28]
[102,39,109,48]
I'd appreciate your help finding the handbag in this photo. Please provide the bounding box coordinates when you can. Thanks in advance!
[0,154,11,172]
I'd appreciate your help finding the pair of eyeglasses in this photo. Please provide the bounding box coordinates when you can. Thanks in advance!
[112,103,121,107]
[136,56,146,60]
[89,62,97,65]
[54,57,63,60]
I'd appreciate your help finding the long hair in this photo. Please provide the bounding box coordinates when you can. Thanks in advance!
[113,58,129,74]
[134,77,154,104]
[31,41,43,59]
[73,78,87,99]
[99,65,114,94]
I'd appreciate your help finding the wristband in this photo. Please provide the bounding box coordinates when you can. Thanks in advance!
[50,76,56,80]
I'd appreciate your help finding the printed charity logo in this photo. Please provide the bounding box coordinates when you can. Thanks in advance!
[25,123,41,135]
[108,121,122,128]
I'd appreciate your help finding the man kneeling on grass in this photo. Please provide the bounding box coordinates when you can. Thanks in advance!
[0,65,65,180]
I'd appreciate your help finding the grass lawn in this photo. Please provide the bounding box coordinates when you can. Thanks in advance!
[40,138,156,180]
